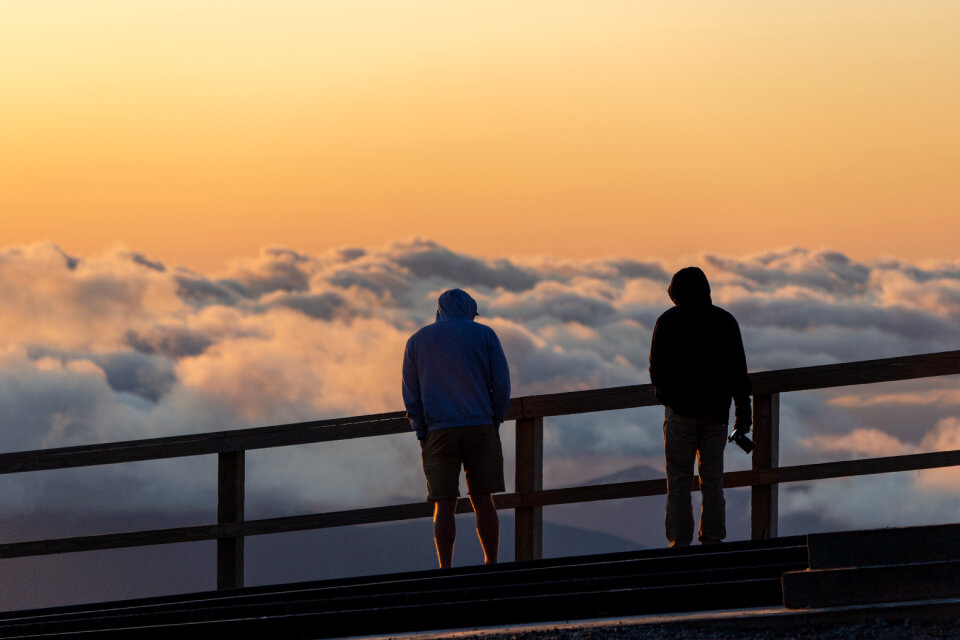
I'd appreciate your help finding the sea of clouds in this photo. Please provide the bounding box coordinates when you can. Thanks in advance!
[1,238,959,538]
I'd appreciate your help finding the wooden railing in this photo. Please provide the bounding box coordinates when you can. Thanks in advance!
[1,350,960,590]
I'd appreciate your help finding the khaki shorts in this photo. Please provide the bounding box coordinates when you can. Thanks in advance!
[420,425,505,501]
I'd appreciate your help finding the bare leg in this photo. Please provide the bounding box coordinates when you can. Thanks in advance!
[433,499,457,568]
[469,493,499,565]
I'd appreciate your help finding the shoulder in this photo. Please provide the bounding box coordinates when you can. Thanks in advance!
[406,324,435,346]
[710,305,739,324]
[657,306,678,321]
[655,306,684,325]
[709,306,744,335]
[473,320,498,336]
[455,320,501,346]
[475,321,505,344]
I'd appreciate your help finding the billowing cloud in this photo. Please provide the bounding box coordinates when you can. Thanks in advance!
[0,240,959,535]
[783,416,960,527]
[829,389,960,408]
[705,248,872,296]
[799,428,913,458]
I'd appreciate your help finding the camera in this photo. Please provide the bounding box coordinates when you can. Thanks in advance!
[728,429,755,454]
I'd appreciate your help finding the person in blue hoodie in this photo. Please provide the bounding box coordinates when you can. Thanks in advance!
[402,288,511,568]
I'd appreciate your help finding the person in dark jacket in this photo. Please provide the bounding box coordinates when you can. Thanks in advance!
[649,267,752,547]
[402,288,511,568]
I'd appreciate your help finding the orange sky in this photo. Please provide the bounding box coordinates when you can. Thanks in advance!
[1,1,958,272]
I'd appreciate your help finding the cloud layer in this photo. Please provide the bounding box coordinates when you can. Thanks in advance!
[1,239,959,533]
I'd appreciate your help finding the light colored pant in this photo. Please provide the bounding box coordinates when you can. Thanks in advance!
[663,407,727,547]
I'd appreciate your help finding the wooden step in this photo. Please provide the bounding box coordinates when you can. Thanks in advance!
[782,559,960,609]
[807,523,960,569]
[0,537,808,638]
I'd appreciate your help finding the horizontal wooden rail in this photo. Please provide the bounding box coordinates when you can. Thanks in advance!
[750,350,960,395]
[0,414,409,474]
[0,499,501,560]
[758,449,960,485]
[2,448,956,562]
[2,350,958,475]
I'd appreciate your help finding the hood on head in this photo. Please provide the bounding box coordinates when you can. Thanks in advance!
[668,267,712,305]
[436,288,479,321]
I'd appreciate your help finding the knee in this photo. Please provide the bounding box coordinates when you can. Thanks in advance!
[434,499,457,522]
[470,494,497,516]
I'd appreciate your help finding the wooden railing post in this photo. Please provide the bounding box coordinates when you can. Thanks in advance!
[217,450,245,589]
[515,417,543,561]
[751,393,779,539]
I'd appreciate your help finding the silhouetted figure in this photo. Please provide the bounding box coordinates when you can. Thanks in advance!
[402,289,511,568]
[649,267,752,547]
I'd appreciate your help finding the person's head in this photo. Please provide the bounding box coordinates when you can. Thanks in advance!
[436,288,479,321]
[667,267,712,305]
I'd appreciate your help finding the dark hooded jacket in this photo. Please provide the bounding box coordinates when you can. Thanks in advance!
[402,289,511,439]
[649,268,752,425]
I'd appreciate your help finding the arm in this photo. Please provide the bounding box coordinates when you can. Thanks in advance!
[648,316,671,407]
[729,319,752,432]
[487,332,511,426]
[401,338,427,439]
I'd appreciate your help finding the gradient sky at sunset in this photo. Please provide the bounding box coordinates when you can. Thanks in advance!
[2,1,958,271]
[2,2,960,611]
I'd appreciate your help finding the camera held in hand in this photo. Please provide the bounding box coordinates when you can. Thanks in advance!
[728,429,755,454]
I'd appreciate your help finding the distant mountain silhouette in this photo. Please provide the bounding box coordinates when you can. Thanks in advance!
[577,462,665,485]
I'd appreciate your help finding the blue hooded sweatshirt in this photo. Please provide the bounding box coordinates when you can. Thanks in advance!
[402,289,511,440]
